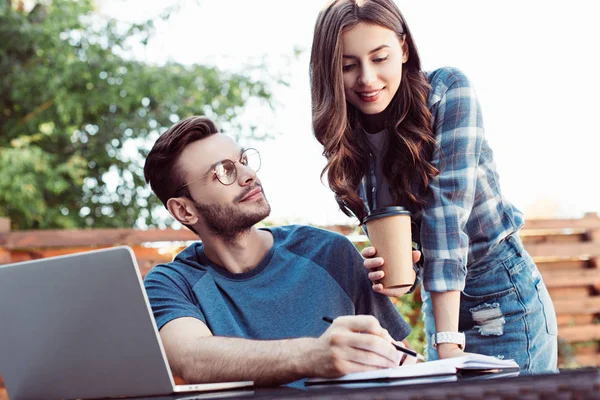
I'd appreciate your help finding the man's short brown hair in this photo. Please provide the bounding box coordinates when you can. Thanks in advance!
[144,116,218,207]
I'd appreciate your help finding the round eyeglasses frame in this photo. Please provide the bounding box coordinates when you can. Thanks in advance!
[176,148,261,190]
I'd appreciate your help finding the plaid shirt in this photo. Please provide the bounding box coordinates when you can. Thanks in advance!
[358,67,524,292]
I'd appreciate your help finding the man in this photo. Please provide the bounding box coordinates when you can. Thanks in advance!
[143,115,413,386]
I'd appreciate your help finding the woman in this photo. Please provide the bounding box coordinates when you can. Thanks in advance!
[309,0,557,373]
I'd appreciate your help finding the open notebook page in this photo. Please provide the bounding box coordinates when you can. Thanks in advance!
[305,354,519,385]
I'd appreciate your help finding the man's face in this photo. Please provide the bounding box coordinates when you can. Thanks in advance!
[177,134,271,241]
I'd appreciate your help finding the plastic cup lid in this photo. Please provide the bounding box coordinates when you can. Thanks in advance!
[362,206,411,225]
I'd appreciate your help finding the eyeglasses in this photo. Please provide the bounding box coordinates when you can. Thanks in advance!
[177,148,261,189]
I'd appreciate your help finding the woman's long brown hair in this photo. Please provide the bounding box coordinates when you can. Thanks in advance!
[310,0,438,222]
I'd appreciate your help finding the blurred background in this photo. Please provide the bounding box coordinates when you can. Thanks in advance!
[1,0,599,231]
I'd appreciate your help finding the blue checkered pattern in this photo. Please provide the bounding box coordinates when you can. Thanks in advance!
[358,67,524,292]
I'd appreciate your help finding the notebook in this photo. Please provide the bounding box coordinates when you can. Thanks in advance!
[0,246,253,400]
[305,354,520,385]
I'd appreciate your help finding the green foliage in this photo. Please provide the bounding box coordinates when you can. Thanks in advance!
[558,338,578,369]
[0,0,275,230]
[394,289,426,354]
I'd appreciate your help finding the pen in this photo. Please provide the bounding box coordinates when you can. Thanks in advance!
[322,316,426,362]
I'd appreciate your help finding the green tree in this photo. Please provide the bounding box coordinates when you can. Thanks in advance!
[0,0,275,230]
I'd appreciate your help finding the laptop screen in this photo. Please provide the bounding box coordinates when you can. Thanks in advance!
[0,246,177,400]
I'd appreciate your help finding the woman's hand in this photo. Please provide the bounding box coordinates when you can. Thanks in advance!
[436,343,472,359]
[362,247,421,297]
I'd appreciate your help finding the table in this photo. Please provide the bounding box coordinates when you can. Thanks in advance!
[1,368,598,400]
[130,368,600,400]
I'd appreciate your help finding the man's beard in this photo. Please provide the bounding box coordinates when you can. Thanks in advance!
[192,188,271,242]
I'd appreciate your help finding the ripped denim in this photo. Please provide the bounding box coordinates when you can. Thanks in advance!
[422,233,558,373]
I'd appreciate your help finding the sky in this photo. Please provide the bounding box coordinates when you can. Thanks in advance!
[98,0,600,227]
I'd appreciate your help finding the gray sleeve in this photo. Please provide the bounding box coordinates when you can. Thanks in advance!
[143,266,206,331]
[325,235,412,340]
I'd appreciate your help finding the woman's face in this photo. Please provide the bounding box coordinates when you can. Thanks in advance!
[341,22,408,129]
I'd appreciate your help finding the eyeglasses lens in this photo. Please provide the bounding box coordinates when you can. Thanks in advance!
[243,149,261,172]
[215,160,237,185]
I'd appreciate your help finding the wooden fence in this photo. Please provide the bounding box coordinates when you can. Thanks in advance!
[517,213,600,367]
[1,213,600,397]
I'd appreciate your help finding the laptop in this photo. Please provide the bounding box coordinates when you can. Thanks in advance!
[0,246,253,400]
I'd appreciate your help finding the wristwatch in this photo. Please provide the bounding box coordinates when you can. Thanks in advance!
[431,332,466,350]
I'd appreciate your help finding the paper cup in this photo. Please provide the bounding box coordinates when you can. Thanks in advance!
[363,206,414,289]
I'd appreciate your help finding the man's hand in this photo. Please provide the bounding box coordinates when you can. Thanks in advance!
[308,315,401,377]
[159,316,403,386]
[362,247,421,297]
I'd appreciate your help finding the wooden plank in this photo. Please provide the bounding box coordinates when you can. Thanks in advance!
[543,269,600,288]
[2,218,599,249]
[559,324,600,343]
[0,218,9,233]
[591,258,600,294]
[521,234,586,245]
[524,213,600,230]
[0,224,356,250]
[0,228,199,249]
[573,343,600,355]
[3,246,180,270]
[549,287,590,299]
[31,246,180,263]
[537,259,590,272]
[525,242,600,258]
[0,248,10,264]
[588,230,600,243]
[137,260,157,278]
[573,353,600,367]
[553,297,600,315]
[6,252,34,263]
[557,314,595,326]
[321,224,362,236]
[8,247,112,262]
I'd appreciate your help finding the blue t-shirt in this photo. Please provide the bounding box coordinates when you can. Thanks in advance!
[144,225,411,341]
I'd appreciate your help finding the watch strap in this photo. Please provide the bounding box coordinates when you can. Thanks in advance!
[431,331,466,350]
